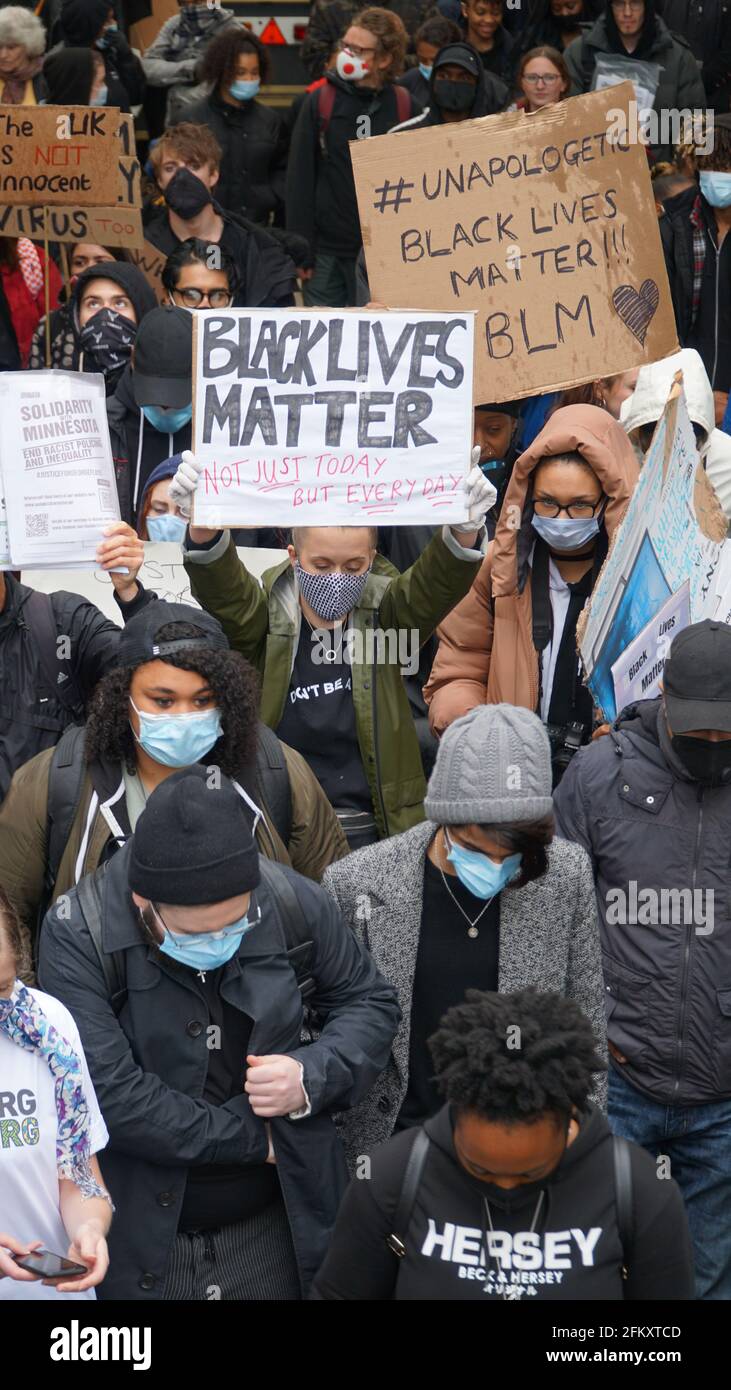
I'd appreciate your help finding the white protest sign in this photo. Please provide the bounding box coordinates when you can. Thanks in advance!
[0,490,9,568]
[23,543,287,622]
[0,370,119,569]
[579,377,728,720]
[611,582,690,712]
[191,308,475,528]
[705,541,731,625]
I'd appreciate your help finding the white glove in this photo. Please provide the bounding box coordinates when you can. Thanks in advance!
[168,450,204,521]
[451,445,497,536]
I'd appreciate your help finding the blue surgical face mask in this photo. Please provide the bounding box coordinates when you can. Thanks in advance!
[96,21,118,49]
[156,910,256,971]
[90,84,108,107]
[229,78,260,101]
[146,512,188,543]
[419,62,433,80]
[700,172,731,209]
[445,831,522,900]
[531,513,601,551]
[130,697,223,768]
[142,403,193,434]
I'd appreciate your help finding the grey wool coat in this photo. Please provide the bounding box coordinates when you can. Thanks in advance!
[323,821,607,1170]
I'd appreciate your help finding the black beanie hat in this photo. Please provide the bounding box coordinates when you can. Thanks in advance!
[128,765,260,904]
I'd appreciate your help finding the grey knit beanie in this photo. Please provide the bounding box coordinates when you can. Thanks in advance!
[423,704,553,825]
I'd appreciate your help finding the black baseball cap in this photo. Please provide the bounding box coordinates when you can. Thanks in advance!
[433,43,481,79]
[116,602,229,670]
[133,306,193,409]
[663,620,731,733]
[475,400,522,417]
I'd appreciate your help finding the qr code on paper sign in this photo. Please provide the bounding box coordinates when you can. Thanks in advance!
[26,513,48,538]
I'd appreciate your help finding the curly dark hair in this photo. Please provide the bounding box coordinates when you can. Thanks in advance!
[0,884,33,987]
[201,25,270,89]
[85,621,261,777]
[429,988,605,1125]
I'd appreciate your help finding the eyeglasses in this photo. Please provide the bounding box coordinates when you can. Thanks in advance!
[534,496,605,519]
[146,900,261,948]
[523,73,561,85]
[339,39,377,57]
[174,287,233,309]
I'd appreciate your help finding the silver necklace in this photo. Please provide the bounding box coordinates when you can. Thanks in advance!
[302,612,345,664]
[483,1191,545,1300]
[438,868,495,938]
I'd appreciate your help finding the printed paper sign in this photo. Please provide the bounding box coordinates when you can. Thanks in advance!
[611,582,691,712]
[0,370,120,568]
[579,378,728,720]
[351,83,678,402]
[191,308,475,527]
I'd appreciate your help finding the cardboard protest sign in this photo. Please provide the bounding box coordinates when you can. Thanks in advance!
[116,113,141,210]
[123,239,167,302]
[0,203,144,248]
[0,107,126,206]
[191,307,475,528]
[22,544,287,619]
[351,83,678,403]
[0,370,120,569]
[578,378,728,721]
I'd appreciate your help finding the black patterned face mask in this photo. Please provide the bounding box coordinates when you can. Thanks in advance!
[79,307,137,375]
[295,561,371,622]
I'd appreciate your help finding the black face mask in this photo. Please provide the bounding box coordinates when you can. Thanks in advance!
[434,79,476,113]
[671,734,731,786]
[79,307,137,374]
[551,11,582,30]
[163,167,212,220]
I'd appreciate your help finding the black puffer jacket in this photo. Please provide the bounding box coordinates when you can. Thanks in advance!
[553,697,731,1107]
[0,573,150,803]
[185,91,288,226]
[38,842,400,1299]
[663,0,731,108]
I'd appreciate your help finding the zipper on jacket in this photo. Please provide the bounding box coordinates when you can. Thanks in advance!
[672,783,704,1098]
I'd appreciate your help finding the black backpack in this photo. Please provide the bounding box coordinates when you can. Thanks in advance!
[44,722,294,902]
[24,589,85,720]
[74,856,317,1020]
[387,1129,635,1285]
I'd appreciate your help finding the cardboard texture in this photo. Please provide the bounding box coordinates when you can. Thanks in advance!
[0,106,126,207]
[351,83,679,402]
[0,204,144,248]
[123,239,167,301]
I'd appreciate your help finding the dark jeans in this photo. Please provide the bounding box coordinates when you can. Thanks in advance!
[609,1063,731,1299]
[304,252,359,308]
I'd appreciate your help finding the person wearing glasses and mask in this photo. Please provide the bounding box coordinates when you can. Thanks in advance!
[565,0,705,162]
[321,703,606,1169]
[37,763,399,1300]
[286,7,421,309]
[161,237,236,313]
[425,405,640,785]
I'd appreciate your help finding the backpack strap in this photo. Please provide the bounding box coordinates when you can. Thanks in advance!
[254,724,293,849]
[74,864,128,1017]
[45,724,89,900]
[257,857,316,1002]
[386,1127,431,1258]
[317,81,337,155]
[612,1134,634,1282]
[23,590,83,717]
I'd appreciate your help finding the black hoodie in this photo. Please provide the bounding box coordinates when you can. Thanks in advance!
[106,363,192,526]
[393,42,507,129]
[312,1102,694,1300]
[72,261,158,395]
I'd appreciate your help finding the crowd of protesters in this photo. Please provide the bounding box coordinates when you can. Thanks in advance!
[0,0,730,1310]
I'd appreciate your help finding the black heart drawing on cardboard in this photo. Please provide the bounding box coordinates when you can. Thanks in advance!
[612,279,660,345]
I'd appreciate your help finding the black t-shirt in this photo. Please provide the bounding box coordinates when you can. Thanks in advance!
[275,622,372,813]
[311,1103,695,1301]
[178,967,279,1231]
[397,859,499,1132]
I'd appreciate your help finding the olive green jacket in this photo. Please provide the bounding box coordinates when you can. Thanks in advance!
[184,528,485,837]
